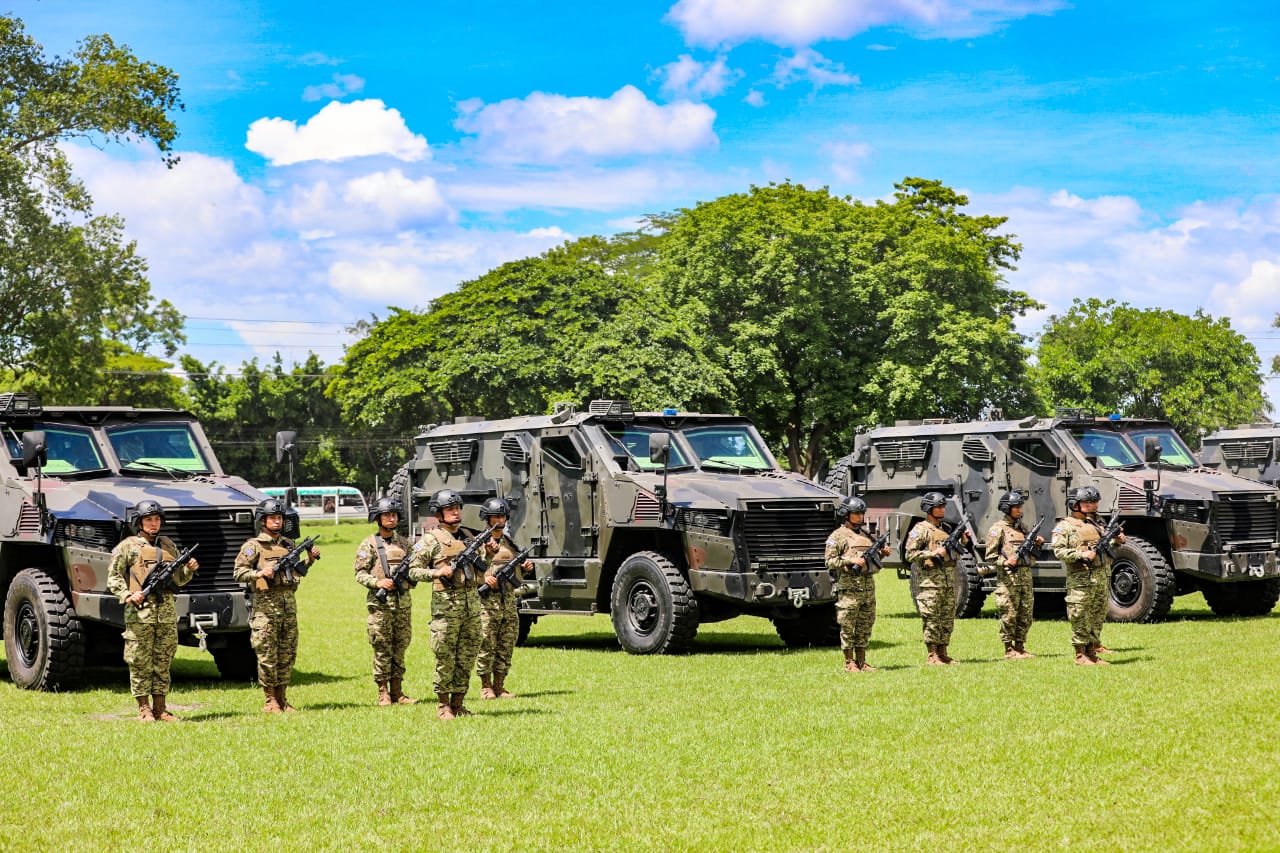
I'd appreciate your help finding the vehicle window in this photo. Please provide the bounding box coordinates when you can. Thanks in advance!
[1070,430,1140,468]
[1009,438,1058,471]
[541,434,583,470]
[107,424,212,473]
[683,425,772,470]
[1126,429,1197,466]
[40,426,106,474]
[600,425,688,472]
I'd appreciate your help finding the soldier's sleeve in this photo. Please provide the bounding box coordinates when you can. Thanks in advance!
[824,531,846,573]
[904,526,934,565]
[407,537,437,583]
[983,524,1005,567]
[105,542,136,601]
[353,539,379,589]
[232,541,260,584]
[1051,522,1085,562]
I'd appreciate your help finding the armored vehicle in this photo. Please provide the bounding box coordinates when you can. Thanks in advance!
[0,393,281,689]
[390,401,842,653]
[1199,424,1280,488]
[823,411,1280,622]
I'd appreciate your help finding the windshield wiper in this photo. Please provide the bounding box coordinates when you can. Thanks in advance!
[700,457,763,473]
[120,460,192,480]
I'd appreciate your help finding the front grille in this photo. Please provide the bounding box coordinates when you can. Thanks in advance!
[164,507,257,594]
[740,503,830,570]
[1213,493,1278,550]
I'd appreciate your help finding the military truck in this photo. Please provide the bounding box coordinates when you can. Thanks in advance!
[389,400,842,653]
[0,393,281,689]
[1200,424,1280,488]
[822,410,1280,622]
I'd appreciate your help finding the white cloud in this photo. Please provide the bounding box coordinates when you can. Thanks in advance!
[302,73,366,102]
[666,0,1066,47]
[342,170,453,226]
[744,89,767,107]
[771,47,859,89]
[454,85,717,163]
[655,54,741,100]
[246,99,429,166]
[824,138,873,183]
[445,165,715,213]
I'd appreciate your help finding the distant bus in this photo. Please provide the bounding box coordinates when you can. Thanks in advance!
[261,485,368,520]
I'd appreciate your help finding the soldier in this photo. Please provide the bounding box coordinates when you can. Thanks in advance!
[825,496,890,672]
[984,491,1043,660]
[106,500,200,721]
[408,489,490,720]
[905,492,968,665]
[232,498,320,711]
[1051,485,1124,665]
[475,497,535,698]
[354,497,429,706]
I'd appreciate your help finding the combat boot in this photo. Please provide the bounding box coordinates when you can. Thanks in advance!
[136,696,155,722]
[450,692,474,717]
[1092,643,1113,656]
[1073,644,1094,666]
[1014,642,1035,659]
[855,648,877,672]
[843,649,858,673]
[938,644,957,664]
[152,694,179,722]
[1004,642,1020,660]
[277,685,298,711]
[493,674,515,698]
[480,675,497,699]
[389,679,416,705]
[377,682,393,706]
[263,685,283,713]
[926,643,945,666]
[1087,647,1110,666]
[436,693,455,720]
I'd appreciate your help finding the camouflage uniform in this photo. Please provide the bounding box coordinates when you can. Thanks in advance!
[825,525,876,652]
[905,519,956,646]
[1051,516,1109,647]
[106,533,197,699]
[409,526,484,698]
[354,531,429,686]
[233,532,305,689]
[984,517,1035,651]
[476,534,528,688]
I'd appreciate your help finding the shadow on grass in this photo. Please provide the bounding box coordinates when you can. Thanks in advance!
[501,688,574,699]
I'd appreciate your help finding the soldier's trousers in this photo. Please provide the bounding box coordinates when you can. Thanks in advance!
[1066,567,1109,646]
[994,567,1034,645]
[430,588,482,693]
[477,595,519,679]
[122,602,178,698]
[367,597,413,682]
[250,589,298,688]
[915,565,955,645]
[835,580,876,650]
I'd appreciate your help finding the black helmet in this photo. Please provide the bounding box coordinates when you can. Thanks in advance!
[835,496,867,521]
[920,492,947,512]
[254,497,287,530]
[1067,485,1102,510]
[368,496,402,523]
[997,490,1026,515]
[429,489,464,515]
[130,499,165,530]
[480,497,511,520]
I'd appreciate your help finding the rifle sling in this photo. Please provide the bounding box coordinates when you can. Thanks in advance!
[374,535,397,592]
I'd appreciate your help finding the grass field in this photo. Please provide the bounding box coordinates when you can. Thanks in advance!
[2,521,1278,851]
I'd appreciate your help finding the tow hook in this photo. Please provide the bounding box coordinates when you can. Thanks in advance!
[189,613,218,652]
[788,587,810,609]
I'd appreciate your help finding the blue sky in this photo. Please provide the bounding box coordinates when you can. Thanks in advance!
[18,0,1280,411]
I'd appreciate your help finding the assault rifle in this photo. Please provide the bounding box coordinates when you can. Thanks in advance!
[1092,511,1125,565]
[442,523,501,589]
[477,542,535,599]
[941,494,978,559]
[374,547,415,604]
[858,532,890,576]
[138,543,199,600]
[270,535,319,586]
[1012,517,1046,567]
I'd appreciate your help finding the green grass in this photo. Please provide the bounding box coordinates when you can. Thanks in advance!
[2,522,1278,851]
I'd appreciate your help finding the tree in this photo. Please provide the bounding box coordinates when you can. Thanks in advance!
[1035,299,1268,445]
[0,15,185,403]
[653,179,1040,475]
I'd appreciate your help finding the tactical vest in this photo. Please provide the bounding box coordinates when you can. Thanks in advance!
[995,520,1029,565]
[370,534,408,580]
[127,535,179,593]
[254,537,298,591]
[910,521,954,569]
[1062,516,1101,573]
[429,526,469,591]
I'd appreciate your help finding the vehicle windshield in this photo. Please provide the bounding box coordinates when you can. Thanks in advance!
[1070,429,1142,468]
[37,426,107,475]
[600,425,691,472]
[683,424,774,471]
[106,424,213,473]
[1124,427,1197,467]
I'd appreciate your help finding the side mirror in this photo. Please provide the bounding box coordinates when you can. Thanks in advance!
[22,431,47,468]
[286,487,299,509]
[1144,436,1163,464]
[276,430,298,464]
[649,432,671,464]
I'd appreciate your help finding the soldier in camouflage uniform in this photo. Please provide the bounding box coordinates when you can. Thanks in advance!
[1051,485,1124,666]
[905,491,968,665]
[106,500,200,721]
[984,491,1043,660]
[233,498,320,711]
[409,489,491,720]
[475,497,535,698]
[354,497,429,706]
[825,496,889,673]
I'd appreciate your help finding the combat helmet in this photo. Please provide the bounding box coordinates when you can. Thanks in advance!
[130,499,165,531]
[919,491,947,512]
[834,496,866,522]
[479,497,511,521]
[1067,485,1102,511]
[429,489,464,516]
[254,497,287,530]
[997,490,1026,515]
[368,496,402,523]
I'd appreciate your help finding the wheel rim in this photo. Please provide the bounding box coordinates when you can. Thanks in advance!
[1111,560,1142,608]
[15,600,41,668]
[626,580,660,636]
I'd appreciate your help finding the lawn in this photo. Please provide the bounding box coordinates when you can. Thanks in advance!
[1,521,1277,851]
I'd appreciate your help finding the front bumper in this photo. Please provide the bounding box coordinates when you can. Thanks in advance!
[689,568,836,607]
[1171,550,1280,581]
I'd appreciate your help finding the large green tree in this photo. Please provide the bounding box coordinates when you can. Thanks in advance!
[654,179,1040,475]
[1035,298,1268,445]
[0,15,185,403]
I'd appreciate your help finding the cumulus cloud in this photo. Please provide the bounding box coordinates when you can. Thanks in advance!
[454,85,717,163]
[246,99,429,166]
[655,54,741,100]
[302,73,366,102]
[771,47,859,89]
[446,164,718,213]
[744,89,767,107]
[666,0,1065,47]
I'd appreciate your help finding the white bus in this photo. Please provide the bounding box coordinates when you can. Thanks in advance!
[261,485,369,521]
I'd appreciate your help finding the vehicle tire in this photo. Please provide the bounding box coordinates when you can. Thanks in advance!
[955,553,987,618]
[3,568,85,690]
[1204,578,1280,617]
[211,632,258,681]
[388,464,415,535]
[1107,536,1176,623]
[516,613,537,646]
[773,603,840,648]
[821,455,855,493]
[610,551,699,654]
